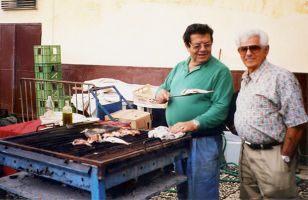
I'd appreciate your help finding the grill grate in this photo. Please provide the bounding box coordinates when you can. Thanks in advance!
[1,122,191,167]
[4,123,151,158]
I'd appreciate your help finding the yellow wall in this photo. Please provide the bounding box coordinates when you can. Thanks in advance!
[1,0,308,72]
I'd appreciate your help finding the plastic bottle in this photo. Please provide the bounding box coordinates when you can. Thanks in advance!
[45,96,54,112]
[62,100,73,125]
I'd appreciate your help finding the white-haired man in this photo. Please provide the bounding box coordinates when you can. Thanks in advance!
[234,29,308,199]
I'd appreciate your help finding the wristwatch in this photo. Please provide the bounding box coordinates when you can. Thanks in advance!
[281,155,291,163]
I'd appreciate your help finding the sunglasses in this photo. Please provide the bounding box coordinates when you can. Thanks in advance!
[237,45,265,55]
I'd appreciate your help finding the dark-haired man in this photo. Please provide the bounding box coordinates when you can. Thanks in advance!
[156,23,233,199]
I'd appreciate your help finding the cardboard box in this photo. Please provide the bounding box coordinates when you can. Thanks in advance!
[105,109,151,130]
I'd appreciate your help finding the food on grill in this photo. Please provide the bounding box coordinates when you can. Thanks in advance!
[81,128,106,137]
[72,133,131,146]
[73,127,137,146]
[72,138,92,147]
[87,133,103,144]
[180,88,213,96]
[148,126,185,140]
[103,128,140,138]
[102,136,131,145]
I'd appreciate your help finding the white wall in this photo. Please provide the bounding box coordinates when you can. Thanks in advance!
[1,0,308,72]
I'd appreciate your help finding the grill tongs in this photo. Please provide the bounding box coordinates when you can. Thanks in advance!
[170,89,213,98]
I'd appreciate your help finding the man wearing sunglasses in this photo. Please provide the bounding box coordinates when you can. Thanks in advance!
[155,23,233,199]
[234,29,308,199]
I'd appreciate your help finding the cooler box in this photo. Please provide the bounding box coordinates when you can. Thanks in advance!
[105,109,151,130]
[223,131,241,164]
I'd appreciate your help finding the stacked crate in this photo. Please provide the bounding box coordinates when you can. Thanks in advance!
[34,45,65,116]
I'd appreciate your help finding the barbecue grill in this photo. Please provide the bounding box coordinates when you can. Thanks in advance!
[0,122,190,199]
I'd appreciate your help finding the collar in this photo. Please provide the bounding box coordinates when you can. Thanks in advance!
[242,60,268,84]
[185,56,213,73]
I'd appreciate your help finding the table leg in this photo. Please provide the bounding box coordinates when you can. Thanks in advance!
[90,168,106,200]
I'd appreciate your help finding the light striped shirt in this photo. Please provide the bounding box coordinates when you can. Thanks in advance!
[234,60,308,144]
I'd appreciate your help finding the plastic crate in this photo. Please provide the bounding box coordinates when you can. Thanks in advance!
[34,45,61,55]
[35,63,62,73]
[34,54,61,64]
[36,106,45,116]
[36,89,64,100]
[34,45,61,64]
[36,82,64,91]
[36,98,66,116]
[35,71,62,80]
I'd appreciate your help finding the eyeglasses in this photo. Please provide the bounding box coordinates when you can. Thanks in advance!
[237,45,265,55]
[190,43,212,50]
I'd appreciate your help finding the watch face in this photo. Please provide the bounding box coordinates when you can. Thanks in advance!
[283,156,290,163]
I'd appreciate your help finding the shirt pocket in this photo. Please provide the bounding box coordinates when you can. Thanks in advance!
[253,94,272,109]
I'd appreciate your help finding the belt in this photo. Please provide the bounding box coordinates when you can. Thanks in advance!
[244,141,282,150]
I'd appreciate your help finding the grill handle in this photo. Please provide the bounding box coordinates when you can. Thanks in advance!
[143,137,164,152]
[36,123,56,132]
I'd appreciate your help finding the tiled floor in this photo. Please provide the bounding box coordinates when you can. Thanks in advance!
[297,164,308,180]
[0,164,307,199]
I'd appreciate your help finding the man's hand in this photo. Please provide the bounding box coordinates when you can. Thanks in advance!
[170,120,199,133]
[281,123,306,158]
[155,89,170,104]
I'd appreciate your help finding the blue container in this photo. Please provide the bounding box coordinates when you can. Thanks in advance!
[96,101,122,120]
[90,86,133,121]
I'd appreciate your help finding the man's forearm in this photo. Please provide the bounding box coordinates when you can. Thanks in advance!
[281,123,306,157]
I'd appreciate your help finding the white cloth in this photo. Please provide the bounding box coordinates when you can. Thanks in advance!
[71,78,160,117]
[148,126,185,140]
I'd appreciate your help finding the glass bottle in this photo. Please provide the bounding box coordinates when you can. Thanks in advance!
[45,96,54,112]
[62,100,73,125]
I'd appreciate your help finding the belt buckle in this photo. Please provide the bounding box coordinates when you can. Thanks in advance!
[244,141,262,150]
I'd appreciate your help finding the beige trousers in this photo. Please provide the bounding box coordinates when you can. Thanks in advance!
[239,143,299,200]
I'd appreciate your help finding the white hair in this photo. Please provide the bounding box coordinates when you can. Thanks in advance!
[235,29,269,47]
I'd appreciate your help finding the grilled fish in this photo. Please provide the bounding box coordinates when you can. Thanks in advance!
[103,128,140,138]
[102,136,130,145]
[72,138,92,147]
[81,128,106,138]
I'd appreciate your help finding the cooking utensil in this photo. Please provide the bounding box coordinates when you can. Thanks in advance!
[170,89,213,98]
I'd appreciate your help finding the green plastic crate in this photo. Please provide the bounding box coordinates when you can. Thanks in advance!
[34,45,61,64]
[34,55,61,64]
[34,63,62,73]
[36,88,64,100]
[36,106,45,117]
[36,98,66,116]
[54,99,66,110]
[36,82,64,91]
[34,45,61,55]
[35,71,62,80]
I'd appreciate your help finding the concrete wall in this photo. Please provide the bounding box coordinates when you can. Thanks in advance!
[1,0,308,72]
